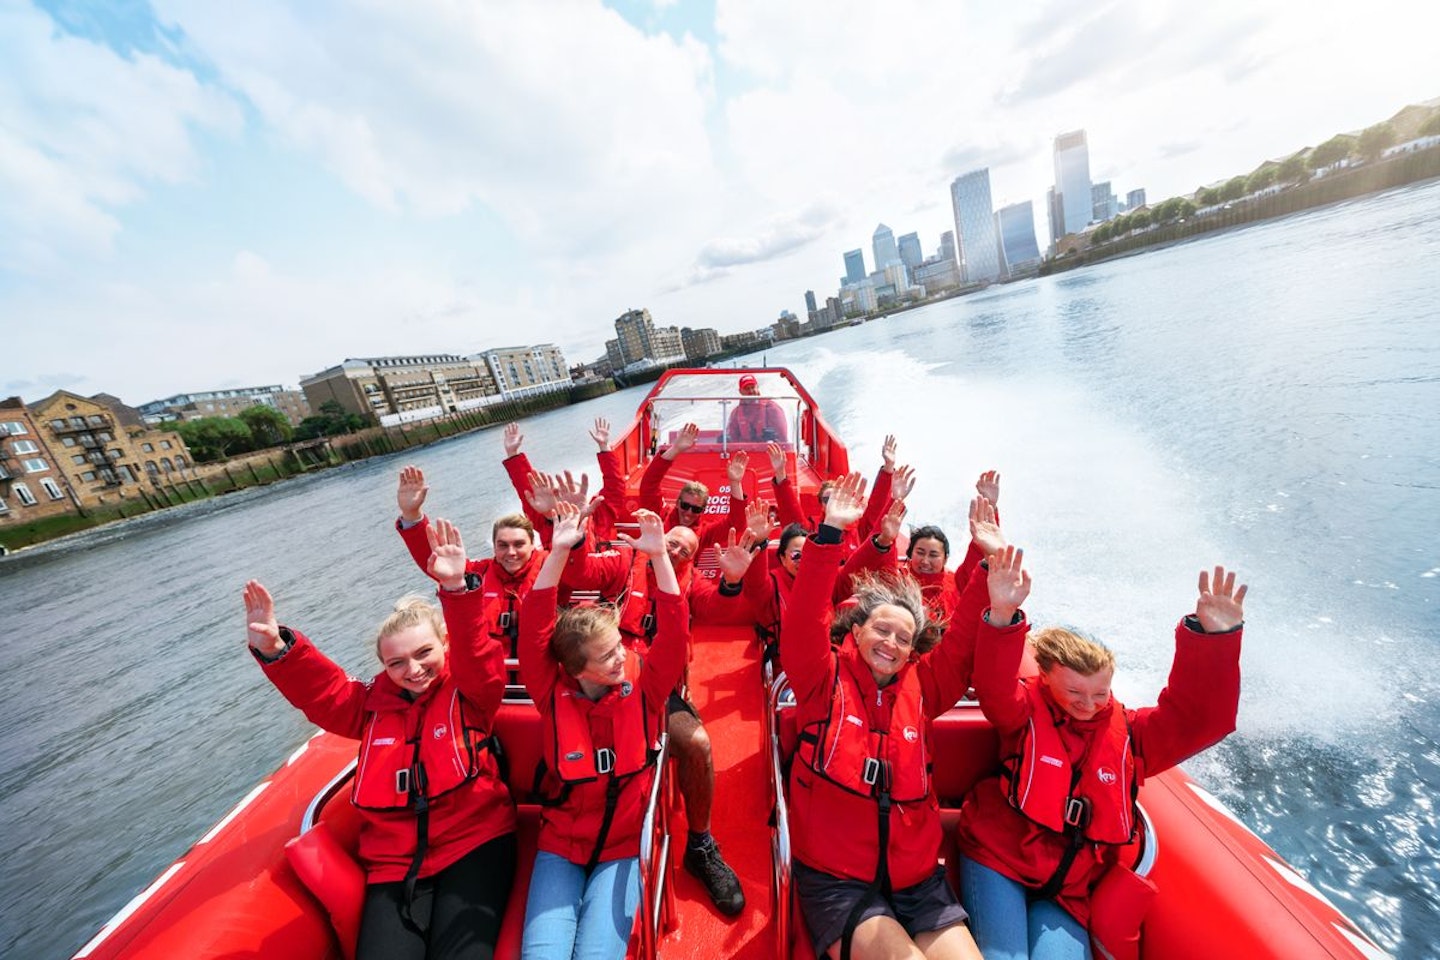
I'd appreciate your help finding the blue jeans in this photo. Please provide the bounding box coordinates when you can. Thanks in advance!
[520,851,640,960]
[958,855,1091,960]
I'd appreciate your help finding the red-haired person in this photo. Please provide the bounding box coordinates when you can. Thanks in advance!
[244,518,515,960]
[956,547,1246,960]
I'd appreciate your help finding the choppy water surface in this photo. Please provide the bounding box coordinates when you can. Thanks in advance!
[3,180,1438,957]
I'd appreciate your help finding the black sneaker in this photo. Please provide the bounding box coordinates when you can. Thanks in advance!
[683,837,745,916]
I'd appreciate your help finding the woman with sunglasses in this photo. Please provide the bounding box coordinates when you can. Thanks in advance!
[780,472,985,960]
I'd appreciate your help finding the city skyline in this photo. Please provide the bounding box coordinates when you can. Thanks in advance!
[4,0,1436,405]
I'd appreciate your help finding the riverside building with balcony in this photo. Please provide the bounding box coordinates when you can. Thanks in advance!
[300,355,502,426]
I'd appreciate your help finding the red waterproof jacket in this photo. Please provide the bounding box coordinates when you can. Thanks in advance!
[398,516,546,654]
[779,531,987,888]
[258,593,515,883]
[955,612,1242,926]
[725,399,789,442]
[638,455,745,552]
[519,585,690,865]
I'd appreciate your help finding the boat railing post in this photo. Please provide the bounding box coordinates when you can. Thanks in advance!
[768,673,794,958]
[638,732,671,959]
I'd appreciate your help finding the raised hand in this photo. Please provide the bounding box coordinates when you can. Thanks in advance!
[746,497,773,539]
[673,422,699,455]
[549,501,588,550]
[556,470,591,509]
[1195,566,1248,633]
[503,422,524,458]
[243,580,284,657]
[881,434,898,474]
[727,449,750,488]
[878,498,907,547]
[590,417,611,451]
[968,496,1006,557]
[396,465,428,524]
[766,441,787,482]
[714,528,759,584]
[618,508,666,557]
[891,464,917,501]
[822,472,867,530]
[976,470,1001,506]
[986,545,1031,625]
[426,518,468,590]
[524,471,559,516]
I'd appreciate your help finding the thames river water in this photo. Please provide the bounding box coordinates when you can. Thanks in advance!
[2,179,1438,958]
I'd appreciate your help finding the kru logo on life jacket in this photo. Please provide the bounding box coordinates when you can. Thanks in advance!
[1004,679,1137,845]
[433,723,448,740]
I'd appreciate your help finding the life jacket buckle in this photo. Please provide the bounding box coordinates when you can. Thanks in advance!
[862,757,882,787]
[496,611,513,630]
[1065,796,1092,830]
[596,747,615,775]
[640,613,656,634]
[395,768,410,796]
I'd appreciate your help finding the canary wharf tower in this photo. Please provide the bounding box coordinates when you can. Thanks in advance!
[1052,129,1093,238]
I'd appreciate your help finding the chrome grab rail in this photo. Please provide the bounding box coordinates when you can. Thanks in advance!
[1134,802,1158,877]
[768,672,795,959]
[299,757,357,834]
[638,733,672,960]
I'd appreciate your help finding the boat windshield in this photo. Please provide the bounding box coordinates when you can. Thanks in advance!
[648,371,803,455]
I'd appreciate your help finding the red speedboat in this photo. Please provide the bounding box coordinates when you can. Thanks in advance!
[73,368,1389,960]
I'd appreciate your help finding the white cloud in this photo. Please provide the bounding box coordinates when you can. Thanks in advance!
[0,2,240,275]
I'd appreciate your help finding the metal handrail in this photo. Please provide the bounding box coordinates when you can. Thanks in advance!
[638,733,672,960]
[768,672,795,959]
[299,758,357,834]
[1134,802,1159,877]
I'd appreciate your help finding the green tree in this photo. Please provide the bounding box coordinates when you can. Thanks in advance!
[1129,208,1152,229]
[1219,176,1248,202]
[1246,166,1277,193]
[1277,154,1309,185]
[173,416,254,462]
[1309,135,1354,170]
[1357,122,1396,161]
[1092,223,1112,244]
[1196,186,1219,207]
[1176,198,1196,220]
[294,401,368,441]
[239,405,294,447]
[1153,197,1185,223]
[1421,112,1440,137]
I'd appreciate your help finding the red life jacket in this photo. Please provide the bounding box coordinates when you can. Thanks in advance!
[545,655,656,787]
[796,649,930,804]
[618,553,692,646]
[352,686,493,811]
[1006,679,1137,845]
[478,556,542,657]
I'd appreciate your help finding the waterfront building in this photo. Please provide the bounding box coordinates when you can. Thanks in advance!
[883,262,913,297]
[872,224,901,270]
[720,329,771,353]
[613,307,685,368]
[996,201,1043,276]
[912,257,962,294]
[137,386,311,427]
[11,391,191,513]
[938,230,957,264]
[843,249,867,285]
[475,344,570,400]
[1053,129,1093,237]
[1126,188,1147,211]
[301,354,501,424]
[1046,186,1062,251]
[950,168,1003,283]
[0,398,74,523]
[1091,181,1118,222]
[804,290,818,322]
[681,327,723,360]
[771,315,803,341]
[846,279,879,315]
[897,232,923,270]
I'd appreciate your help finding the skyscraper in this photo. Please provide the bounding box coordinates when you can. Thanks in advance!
[804,290,818,321]
[1091,181,1117,222]
[872,224,901,271]
[995,201,1042,275]
[938,230,956,264]
[843,249,867,285]
[950,169,1002,283]
[897,232,923,270]
[1127,188,1147,210]
[1053,130,1093,237]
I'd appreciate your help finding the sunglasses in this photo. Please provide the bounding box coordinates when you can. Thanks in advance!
[786,550,803,562]
[677,501,705,514]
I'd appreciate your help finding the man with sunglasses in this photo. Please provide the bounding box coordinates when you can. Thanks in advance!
[638,422,748,554]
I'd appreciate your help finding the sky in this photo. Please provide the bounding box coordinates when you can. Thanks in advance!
[3,0,1436,407]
